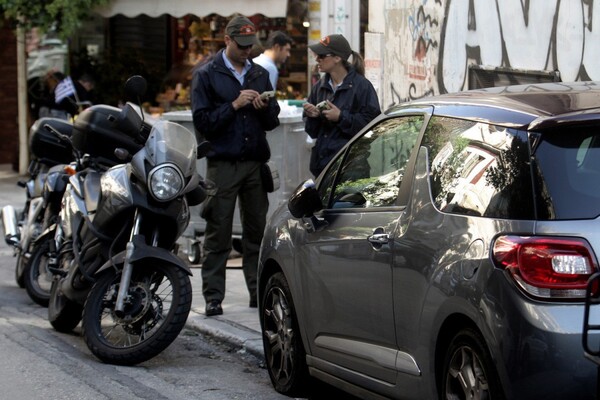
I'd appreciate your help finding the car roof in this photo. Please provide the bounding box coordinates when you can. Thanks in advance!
[386,81,600,130]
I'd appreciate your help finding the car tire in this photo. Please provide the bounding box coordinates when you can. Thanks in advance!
[260,272,310,397]
[441,328,505,400]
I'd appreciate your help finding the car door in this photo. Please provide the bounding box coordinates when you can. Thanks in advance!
[297,111,428,383]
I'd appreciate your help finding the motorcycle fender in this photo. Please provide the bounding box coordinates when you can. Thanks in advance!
[95,243,192,276]
[31,223,56,245]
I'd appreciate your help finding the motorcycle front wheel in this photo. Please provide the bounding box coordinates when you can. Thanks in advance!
[82,263,192,366]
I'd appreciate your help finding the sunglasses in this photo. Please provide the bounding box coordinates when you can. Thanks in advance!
[236,42,253,50]
[317,53,334,60]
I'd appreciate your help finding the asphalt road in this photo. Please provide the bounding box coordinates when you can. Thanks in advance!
[0,170,358,400]
[0,243,294,400]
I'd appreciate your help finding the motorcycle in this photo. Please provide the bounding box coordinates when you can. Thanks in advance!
[47,75,208,365]
[1,117,73,289]
[22,123,113,307]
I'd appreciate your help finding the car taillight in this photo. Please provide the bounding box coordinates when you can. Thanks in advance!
[492,235,598,299]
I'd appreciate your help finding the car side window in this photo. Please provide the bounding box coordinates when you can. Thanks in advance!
[423,116,534,219]
[321,116,423,209]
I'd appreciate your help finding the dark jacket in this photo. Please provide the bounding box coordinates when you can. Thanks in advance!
[305,67,381,176]
[191,49,280,162]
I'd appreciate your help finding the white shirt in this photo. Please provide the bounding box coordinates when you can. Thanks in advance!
[253,53,278,90]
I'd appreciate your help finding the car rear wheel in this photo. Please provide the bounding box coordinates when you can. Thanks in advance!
[260,272,309,397]
[441,328,505,400]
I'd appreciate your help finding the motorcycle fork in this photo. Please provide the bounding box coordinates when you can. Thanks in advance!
[114,209,146,317]
[21,197,45,251]
[47,223,65,276]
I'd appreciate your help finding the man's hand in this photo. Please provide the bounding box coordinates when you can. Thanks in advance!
[232,89,260,110]
[252,93,269,110]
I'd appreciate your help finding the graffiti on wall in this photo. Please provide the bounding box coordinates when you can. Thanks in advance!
[384,0,441,108]
[382,0,600,108]
[439,0,599,94]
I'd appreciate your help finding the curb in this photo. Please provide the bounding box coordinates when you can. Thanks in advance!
[186,308,265,360]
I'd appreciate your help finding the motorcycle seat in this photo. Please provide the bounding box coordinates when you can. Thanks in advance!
[83,171,102,213]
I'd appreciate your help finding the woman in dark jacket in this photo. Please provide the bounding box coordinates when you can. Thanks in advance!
[303,34,381,177]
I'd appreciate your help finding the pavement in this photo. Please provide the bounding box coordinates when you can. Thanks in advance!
[0,165,264,361]
[185,255,264,360]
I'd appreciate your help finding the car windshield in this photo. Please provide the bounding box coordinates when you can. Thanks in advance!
[534,128,600,220]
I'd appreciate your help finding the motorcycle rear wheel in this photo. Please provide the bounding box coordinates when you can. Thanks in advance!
[48,276,83,332]
[82,263,192,366]
[24,237,53,307]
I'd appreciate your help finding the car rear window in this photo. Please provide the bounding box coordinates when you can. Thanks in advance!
[533,129,600,220]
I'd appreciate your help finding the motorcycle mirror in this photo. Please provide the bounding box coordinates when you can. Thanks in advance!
[124,75,147,103]
[197,141,212,159]
[116,103,144,139]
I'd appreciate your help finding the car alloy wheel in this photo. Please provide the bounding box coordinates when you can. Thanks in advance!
[442,328,505,400]
[260,272,309,396]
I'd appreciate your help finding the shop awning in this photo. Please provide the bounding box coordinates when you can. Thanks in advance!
[94,0,288,18]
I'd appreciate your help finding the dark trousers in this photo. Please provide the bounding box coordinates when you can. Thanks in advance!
[201,160,268,302]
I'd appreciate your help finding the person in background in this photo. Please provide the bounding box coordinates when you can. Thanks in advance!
[303,34,381,177]
[71,74,95,109]
[253,31,293,91]
[191,15,280,317]
[36,71,93,120]
[186,36,205,65]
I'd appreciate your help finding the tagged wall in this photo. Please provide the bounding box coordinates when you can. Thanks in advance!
[371,0,600,109]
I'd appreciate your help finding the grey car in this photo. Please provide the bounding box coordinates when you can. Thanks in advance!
[258,81,600,400]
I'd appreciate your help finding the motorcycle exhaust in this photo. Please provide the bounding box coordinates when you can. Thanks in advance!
[1,205,20,247]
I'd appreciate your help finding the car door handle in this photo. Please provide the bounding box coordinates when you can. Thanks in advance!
[368,233,389,244]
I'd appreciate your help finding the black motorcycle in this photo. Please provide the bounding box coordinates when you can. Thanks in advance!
[47,76,208,365]
[1,118,73,289]
[21,122,114,307]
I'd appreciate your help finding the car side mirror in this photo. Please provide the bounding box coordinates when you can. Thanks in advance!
[288,180,323,218]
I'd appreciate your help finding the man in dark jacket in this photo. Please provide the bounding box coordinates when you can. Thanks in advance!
[191,15,280,316]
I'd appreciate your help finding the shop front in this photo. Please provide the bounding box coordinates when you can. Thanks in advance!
[88,0,310,115]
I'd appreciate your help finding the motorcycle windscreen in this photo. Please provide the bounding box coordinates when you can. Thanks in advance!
[145,121,198,176]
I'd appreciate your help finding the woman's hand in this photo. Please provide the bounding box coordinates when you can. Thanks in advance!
[321,101,340,122]
[303,102,320,118]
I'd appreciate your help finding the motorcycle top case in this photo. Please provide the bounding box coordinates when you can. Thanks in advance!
[72,104,144,165]
[29,117,73,165]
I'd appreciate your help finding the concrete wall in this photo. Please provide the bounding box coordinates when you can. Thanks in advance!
[0,23,20,169]
[368,0,600,110]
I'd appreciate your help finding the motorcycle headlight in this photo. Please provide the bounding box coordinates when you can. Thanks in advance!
[148,164,184,201]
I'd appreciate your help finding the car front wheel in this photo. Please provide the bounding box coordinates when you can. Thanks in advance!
[441,328,505,400]
[260,272,309,397]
